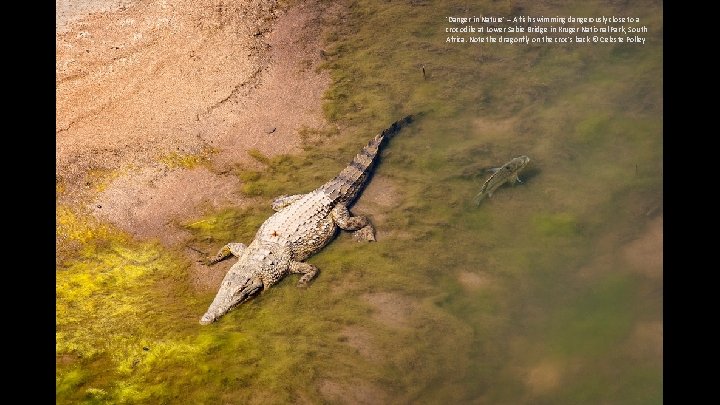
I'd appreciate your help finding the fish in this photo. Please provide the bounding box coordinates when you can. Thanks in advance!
[474,155,530,205]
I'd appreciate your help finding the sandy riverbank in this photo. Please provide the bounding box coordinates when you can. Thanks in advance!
[56,0,335,249]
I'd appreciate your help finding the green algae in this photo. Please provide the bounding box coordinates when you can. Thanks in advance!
[85,167,121,193]
[56,205,111,246]
[532,212,580,237]
[56,206,217,403]
[544,274,636,357]
[298,125,341,150]
[246,148,272,165]
[232,145,354,199]
[159,145,217,169]
[184,207,268,243]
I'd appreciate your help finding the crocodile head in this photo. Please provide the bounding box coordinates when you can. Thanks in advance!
[200,263,264,325]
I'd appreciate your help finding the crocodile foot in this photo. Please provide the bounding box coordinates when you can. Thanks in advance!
[290,261,319,287]
[207,242,247,265]
[352,224,376,242]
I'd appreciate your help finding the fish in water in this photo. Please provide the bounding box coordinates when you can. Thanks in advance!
[474,156,530,205]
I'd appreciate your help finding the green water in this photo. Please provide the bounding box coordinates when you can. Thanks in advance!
[57,0,662,403]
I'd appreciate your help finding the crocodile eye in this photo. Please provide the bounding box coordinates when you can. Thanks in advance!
[506,166,512,170]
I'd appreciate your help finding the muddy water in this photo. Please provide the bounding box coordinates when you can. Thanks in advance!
[57,0,662,403]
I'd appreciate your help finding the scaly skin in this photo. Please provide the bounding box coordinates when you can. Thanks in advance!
[474,155,530,205]
[200,115,415,325]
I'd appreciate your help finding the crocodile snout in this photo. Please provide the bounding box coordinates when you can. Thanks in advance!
[199,312,216,325]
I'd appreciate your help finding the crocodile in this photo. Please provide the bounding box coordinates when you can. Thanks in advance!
[473,155,530,205]
[200,115,415,324]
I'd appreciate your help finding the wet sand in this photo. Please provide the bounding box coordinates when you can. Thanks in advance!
[56,0,332,247]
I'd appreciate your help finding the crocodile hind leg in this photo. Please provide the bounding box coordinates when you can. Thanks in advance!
[330,204,376,242]
[271,194,306,211]
[289,261,319,287]
[207,242,246,265]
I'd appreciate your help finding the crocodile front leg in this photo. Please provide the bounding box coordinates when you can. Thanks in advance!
[289,261,319,287]
[207,242,246,265]
[271,194,306,211]
[330,204,376,242]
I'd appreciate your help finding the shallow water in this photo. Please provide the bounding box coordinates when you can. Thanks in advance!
[57,0,662,403]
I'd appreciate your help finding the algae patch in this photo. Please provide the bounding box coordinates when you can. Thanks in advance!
[532,212,580,237]
[56,206,213,403]
[159,145,217,169]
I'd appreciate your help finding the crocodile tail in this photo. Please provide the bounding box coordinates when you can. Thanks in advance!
[321,114,414,203]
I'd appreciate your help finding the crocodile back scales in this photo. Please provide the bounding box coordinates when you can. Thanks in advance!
[321,115,414,205]
[257,115,414,260]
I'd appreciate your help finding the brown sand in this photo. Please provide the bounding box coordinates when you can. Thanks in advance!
[56,0,334,248]
[362,292,415,328]
[339,325,380,361]
[623,216,663,279]
[525,360,562,394]
[318,379,389,405]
